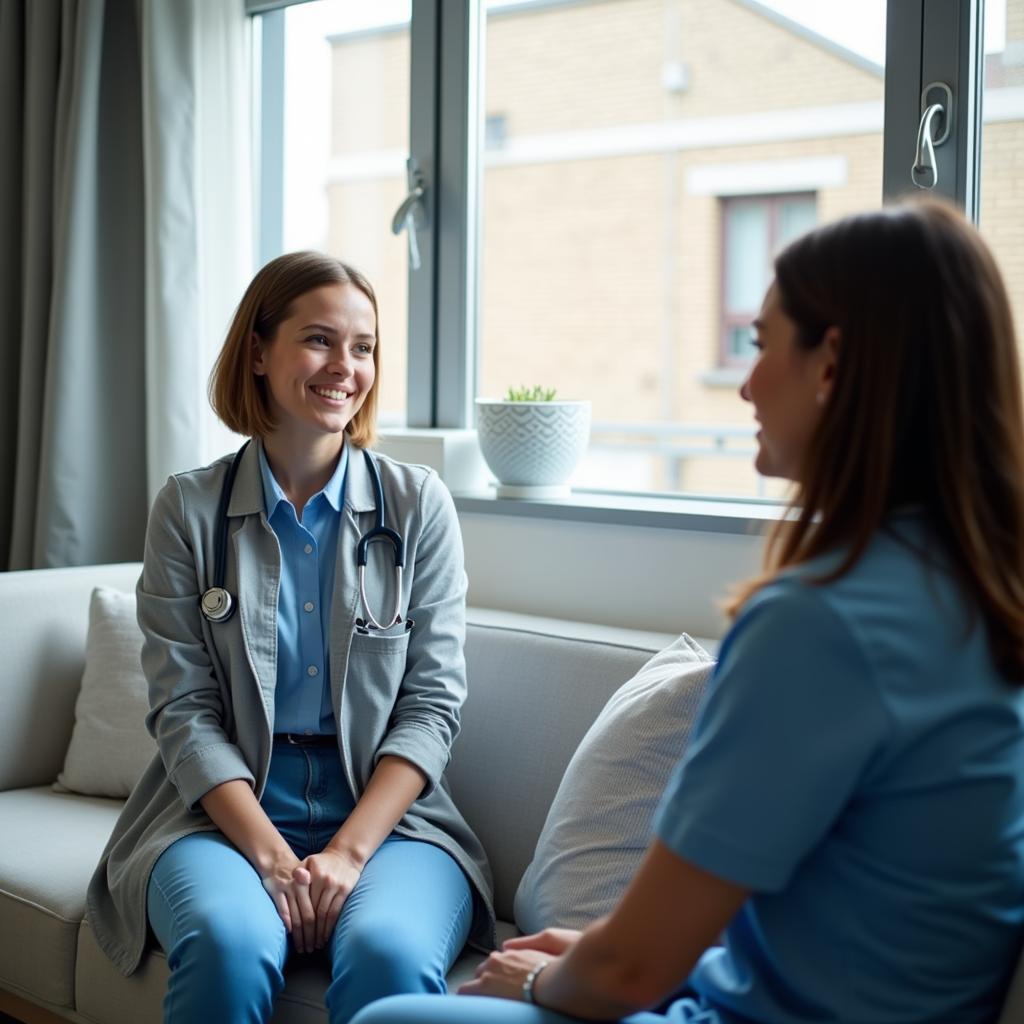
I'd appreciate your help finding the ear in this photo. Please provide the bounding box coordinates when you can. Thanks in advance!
[251,332,266,376]
[815,326,841,401]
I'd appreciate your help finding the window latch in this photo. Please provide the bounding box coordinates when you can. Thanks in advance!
[391,158,427,270]
[912,82,952,190]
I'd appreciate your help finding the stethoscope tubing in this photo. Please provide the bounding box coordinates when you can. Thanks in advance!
[357,446,405,629]
[200,443,406,631]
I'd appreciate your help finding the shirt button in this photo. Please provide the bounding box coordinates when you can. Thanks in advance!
[304,544,313,554]
[304,601,315,612]
[307,665,318,677]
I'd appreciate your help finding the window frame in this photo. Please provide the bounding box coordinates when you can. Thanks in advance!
[249,0,986,518]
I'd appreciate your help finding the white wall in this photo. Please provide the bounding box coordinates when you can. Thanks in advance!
[377,428,767,639]
[458,511,764,639]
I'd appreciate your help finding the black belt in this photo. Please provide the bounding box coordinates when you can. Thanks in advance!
[273,733,337,747]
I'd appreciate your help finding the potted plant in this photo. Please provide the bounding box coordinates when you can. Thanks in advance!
[475,386,592,498]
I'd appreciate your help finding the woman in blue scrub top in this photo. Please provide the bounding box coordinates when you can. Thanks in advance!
[352,200,1024,1024]
[86,253,494,1023]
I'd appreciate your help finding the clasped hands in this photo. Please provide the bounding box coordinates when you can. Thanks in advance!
[262,847,364,953]
[458,927,582,1002]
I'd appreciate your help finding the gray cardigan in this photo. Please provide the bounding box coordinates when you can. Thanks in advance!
[86,442,496,975]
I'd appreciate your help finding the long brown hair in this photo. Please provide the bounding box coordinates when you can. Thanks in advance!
[727,199,1024,682]
[209,251,381,447]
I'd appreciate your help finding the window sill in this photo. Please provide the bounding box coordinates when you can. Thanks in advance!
[452,488,780,536]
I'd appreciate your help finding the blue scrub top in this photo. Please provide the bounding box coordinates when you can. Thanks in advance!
[258,439,349,735]
[655,510,1024,1023]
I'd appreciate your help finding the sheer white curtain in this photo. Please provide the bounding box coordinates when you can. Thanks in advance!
[141,0,253,503]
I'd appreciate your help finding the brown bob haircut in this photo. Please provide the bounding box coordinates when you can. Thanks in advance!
[209,251,380,448]
[728,198,1024,682]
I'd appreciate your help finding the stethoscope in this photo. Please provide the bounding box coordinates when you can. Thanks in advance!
[200,441,409,633]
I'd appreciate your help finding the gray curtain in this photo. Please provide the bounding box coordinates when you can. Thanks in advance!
[0,0,147,569]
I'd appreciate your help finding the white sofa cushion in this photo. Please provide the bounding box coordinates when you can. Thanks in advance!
[0,787,124,1008]
[514,633,713,933]
[55,586,155,798]
[0,563,143,793]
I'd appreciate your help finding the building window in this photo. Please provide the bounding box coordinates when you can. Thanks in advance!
[720,193,817,367]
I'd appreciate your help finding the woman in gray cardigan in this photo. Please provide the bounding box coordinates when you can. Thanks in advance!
[86,252,495,1023]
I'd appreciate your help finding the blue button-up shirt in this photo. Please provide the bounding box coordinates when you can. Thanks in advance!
[258,440,349,735]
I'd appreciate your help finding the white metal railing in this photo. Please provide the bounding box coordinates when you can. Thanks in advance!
[590,420,757,456]
[587,420,767,498]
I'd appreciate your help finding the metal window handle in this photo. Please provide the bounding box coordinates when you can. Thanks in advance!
[392,158,427,270]
[912,82,952,190]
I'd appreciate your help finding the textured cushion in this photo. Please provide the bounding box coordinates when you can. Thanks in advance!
[55,586,156,798]
[448,620,665,921]
[514,634,713,933]
[0,562,142,792]
[0,787,124,1007]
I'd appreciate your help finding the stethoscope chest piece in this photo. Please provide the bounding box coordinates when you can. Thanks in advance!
[201,587,235,623]
[200,440,250,625]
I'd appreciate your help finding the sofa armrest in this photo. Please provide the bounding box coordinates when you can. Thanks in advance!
[0,563,142,792]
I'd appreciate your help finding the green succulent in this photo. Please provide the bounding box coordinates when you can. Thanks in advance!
[504,385,558,402]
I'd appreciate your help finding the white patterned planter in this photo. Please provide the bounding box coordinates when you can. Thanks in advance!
[475,399,592,498]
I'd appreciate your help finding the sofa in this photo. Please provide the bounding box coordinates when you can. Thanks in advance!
[4,563,1024,1024]
[0,562,695,1024]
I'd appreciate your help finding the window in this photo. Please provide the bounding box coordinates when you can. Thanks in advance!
[980,0,1024,368]
[254,1,413,426]
[720,194,816,367]
[475,0,884,497]
[250,0,995,507]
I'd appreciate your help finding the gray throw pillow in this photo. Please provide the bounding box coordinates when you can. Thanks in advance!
[54,586,156,798]
[514,633,713,933]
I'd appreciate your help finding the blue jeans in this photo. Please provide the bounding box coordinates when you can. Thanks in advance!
[349,994,720,1024]
[147,739,473,1024]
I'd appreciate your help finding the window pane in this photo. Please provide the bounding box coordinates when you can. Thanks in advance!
[778,196,817,246]
[980,0,1024,379]
[728,324,757,360]
[476,0,886,498]
[725,202,770,313]
[259,0,411,425]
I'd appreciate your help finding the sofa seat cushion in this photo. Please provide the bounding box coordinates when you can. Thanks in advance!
[77,914,515,1022]
[447,919,517,990]
[78,922,336,1024]
[0,779,510,1021]
[0,786,123,1007]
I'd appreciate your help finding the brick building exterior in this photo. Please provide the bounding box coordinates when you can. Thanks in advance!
[325,0,1024,495]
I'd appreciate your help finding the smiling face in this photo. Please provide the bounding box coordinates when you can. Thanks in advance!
[252,282,377,443]
[740,283,837,481]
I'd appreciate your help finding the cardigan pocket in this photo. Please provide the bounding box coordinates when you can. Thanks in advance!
[349,626,413,653]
